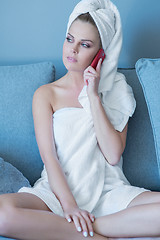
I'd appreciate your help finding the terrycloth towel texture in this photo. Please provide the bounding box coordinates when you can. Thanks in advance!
[0,157,30,194]
[19,96,147,217]
[67,0,136,130]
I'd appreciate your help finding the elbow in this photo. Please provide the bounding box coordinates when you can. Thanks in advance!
[104,150,123,166]
[108,142,125,166]
[107,156,121,166]
[100,141,125,166]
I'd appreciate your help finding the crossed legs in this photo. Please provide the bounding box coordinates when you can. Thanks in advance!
[0,193,107,240]
[0,191,160,239]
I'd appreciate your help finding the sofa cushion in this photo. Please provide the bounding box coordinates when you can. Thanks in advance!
[0,157,31,194]
[120,69,159,191]
[136,58,160,181]
[0,62,55,185]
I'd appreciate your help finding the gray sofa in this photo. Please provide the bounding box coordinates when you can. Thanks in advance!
[0,58,160,239]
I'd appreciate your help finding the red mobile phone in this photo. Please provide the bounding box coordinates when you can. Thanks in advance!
[91,48,105,69]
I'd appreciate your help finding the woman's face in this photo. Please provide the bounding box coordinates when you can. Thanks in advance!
[63,19,101,73]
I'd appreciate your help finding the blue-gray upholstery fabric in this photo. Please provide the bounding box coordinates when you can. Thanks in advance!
[136,58,160,183]
[0,62,55,185]
[121,69,160,191]
[0,157,30,194]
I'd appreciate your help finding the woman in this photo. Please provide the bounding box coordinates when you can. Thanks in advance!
[1,0,160,239]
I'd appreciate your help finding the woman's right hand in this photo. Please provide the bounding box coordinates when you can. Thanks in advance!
[63,206,95,237]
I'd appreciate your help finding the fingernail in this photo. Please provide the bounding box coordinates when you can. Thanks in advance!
[90,231,94,237]
[77,227,82,232]
[83,232,88,237]
[92,217,95,222]
[67,218,71,223]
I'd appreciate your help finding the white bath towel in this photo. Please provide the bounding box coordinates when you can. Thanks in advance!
[19,104,147,217]
[67,0,136,131]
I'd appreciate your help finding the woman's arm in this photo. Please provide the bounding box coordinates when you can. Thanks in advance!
[32,85,95,237]
[84,60,128,166]
[32,85,77,209]
[89,95,128,165]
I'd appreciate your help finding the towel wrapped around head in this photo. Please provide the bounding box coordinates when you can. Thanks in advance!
[67,0,136,132]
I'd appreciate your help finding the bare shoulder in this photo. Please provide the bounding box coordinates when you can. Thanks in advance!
[33,83,54,101]
[33,84,53,111]
[33,77,66,113]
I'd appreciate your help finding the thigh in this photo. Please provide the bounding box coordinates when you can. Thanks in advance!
[0,192,51,211]
[128,191,160,208]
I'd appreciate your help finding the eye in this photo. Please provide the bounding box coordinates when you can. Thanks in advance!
[81,42,90,48]
[66,37,73,43]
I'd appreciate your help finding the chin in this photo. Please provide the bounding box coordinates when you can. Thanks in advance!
[63,58,88,73]
[64,63,83,73]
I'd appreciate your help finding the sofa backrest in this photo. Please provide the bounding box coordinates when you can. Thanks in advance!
[0,62,159,191]
[0,62,55,185]
[121,69,160,191]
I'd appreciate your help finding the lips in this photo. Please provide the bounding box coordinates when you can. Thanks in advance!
[67,56,77,63]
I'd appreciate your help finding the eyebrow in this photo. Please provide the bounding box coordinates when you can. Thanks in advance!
[67,33,94,43]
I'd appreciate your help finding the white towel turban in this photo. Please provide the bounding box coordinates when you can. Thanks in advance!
[67,0,136,132]
[67,0,123,92]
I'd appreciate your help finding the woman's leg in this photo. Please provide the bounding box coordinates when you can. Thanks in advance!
[0,193,108,240]
[0,192,50,211]
[128,191,160,207]
[93,191,160,238]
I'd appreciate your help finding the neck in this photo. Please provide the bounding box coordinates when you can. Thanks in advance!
[66,71,84,90]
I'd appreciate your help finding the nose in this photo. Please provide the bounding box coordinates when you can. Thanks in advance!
[71,44,78,54]
[71,48,77,54]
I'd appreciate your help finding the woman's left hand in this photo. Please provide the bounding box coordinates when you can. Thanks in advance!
[63,205,95,237]
[83,58,102,99]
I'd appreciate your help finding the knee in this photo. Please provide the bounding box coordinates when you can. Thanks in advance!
[0,201,16,236]
[0,194,16,211]
[0,206,9,235]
